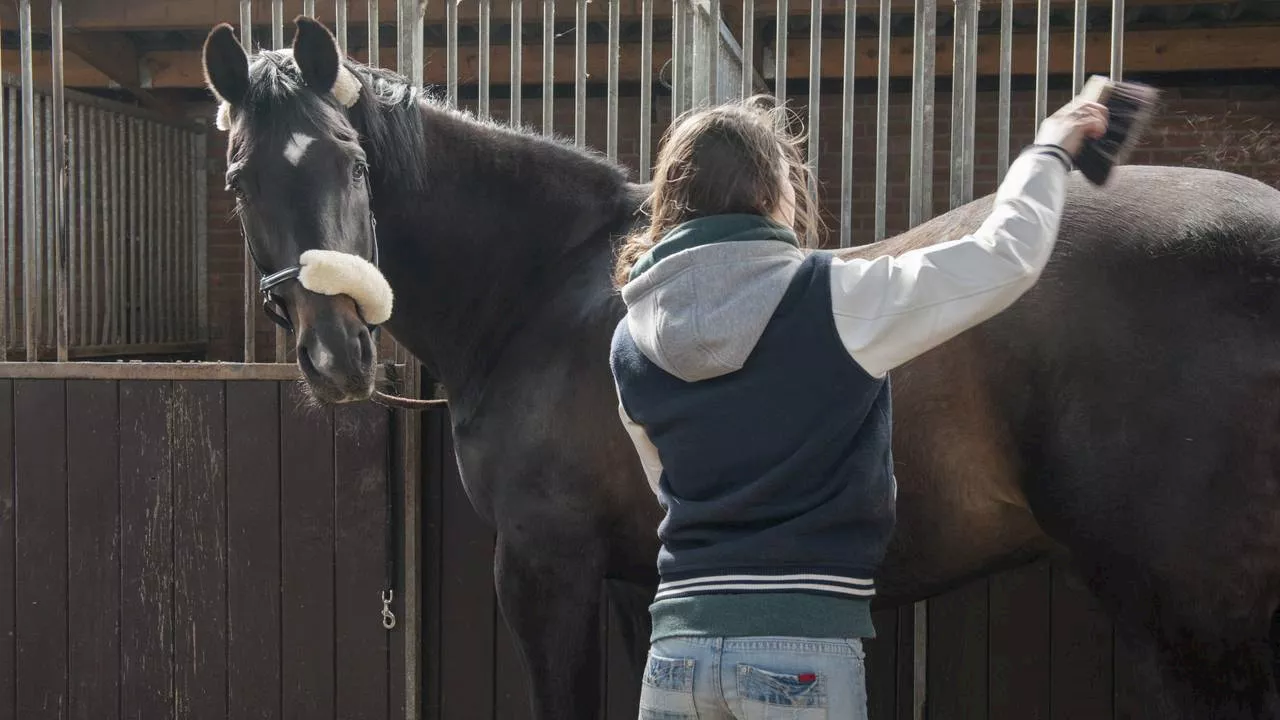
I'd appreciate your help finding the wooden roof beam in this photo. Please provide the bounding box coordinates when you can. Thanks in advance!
[4,25,1276,90]
[55,0,1229,32]
[62,30,181,116]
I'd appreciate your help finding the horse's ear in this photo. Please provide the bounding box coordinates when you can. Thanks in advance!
[202,23,250,107]
[292,16,341,95]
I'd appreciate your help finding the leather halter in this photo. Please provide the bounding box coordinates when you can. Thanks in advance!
[248,211,381,335]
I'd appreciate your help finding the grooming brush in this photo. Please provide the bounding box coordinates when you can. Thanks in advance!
[1074,75,1161,186]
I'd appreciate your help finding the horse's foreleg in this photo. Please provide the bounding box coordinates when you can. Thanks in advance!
[494,535,607,720]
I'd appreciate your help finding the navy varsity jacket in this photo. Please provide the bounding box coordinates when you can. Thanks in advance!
[609,148,1071,640]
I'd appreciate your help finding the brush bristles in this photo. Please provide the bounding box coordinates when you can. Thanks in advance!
[1076,76,1161,186]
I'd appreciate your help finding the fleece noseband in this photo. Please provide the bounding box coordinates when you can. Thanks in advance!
[253,211,392,335]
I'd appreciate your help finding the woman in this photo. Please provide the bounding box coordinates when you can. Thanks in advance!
[610,93,1107,719]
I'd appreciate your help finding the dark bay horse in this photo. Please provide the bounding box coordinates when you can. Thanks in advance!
[203,17,1280,719]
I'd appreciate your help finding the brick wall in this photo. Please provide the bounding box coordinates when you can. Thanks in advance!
[200,80,1280,361]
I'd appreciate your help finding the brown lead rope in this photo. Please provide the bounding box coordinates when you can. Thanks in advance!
[371,390,448,410]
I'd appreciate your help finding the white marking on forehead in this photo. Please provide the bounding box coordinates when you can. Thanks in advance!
[283,133,317,166]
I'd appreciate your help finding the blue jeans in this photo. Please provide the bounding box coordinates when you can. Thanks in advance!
[638,635,868,719]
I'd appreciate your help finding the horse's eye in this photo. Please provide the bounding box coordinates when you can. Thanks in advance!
[352,163,368,182]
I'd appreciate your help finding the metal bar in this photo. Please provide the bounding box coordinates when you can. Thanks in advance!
[740,0,754,99]
[398,0,425,88]
[806,0,819,181]
[178,127,188,340]
[479,0,491,119]
[0,81,6,353]
[368,0,380,67]
[304,0,317,15]
[132,118,140,346]
[91,107,100,345]
[774,0,786,104]
[608,0,620,160]
[574,0,587,146]
[997,0,1012,179]
[273,0,285,48]
[909,0,936,228]
[241,0,255,360]
[1072,0,1087,92]
[951,0,978,209]
[511,0,523,127]
[1110,0,1123,79]
[337,0,349,55]
[874,0,889,241]
[542,0,554,134]
[707,0,720,104]
[839,0,856,248]
[4,87,13,352]
[168,127,178,346]
[672,0,684,118]
[638,0,653,177]
[0,361,353,381]
[33,91,45,353]
[145,121,154,344]
[1035,0,1049,124]
[42,93,51,347]
[113,116,123,344]
[446,0,458,106]
[0,72,201,130]
[195,125,209,342]
[77,105,87,347]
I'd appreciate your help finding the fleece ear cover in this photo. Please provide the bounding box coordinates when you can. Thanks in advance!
[297,249,393,325]
[214,53,360,131]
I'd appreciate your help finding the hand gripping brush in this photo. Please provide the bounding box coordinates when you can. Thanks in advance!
[1075,75,1161,186]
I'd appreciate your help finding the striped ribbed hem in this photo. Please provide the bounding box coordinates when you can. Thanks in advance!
[654,572,875,602]
[650,593,877,642]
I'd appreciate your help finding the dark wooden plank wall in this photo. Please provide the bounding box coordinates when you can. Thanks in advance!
[0,378,402,720]
[418,413,1136,720]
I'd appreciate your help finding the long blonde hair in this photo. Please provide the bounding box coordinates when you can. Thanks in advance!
[613,95,823,288]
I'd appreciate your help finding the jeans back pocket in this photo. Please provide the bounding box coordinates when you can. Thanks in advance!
[639,653,698,720]
[736,664,827,719]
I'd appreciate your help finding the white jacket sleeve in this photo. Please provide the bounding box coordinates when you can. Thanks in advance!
[830,149,1069,378]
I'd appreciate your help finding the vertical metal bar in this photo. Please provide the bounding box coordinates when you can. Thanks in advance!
[398,0,425,87]
[52,0,67,359]
[195,126,209,343]
[304,0,317,15]
[446,0,458,106]
[273,0,284,48]
[909,0,936,227]
[997,0,1012,180]
[1035,0,1049,125]
[78,106,87,347]
[240,0,256,360]
[607,0,620,161]
[574,0,586,146]
[1072,0,1087,93]
[873,0,889,241]
[672,0,684,118]
[133,119,141,345]
[176,127,186,340]
[951,0,977,209]
[479,0,491,119]
[706,0,720,104]
[1110,0,1123,79]
[337,0,349,55]
[740,0,755,99]
[368,0,380,67]
[806,0,819,182]
[511,0,523,127]
[38,94,48,345]
[20,1,35,359]
[0,82,6,354]
[66,103,75,348]
[773,0,786,105]
[167,127,177,346]
[839,0,856,248]
[115,116,125,344]
[639,0,653,179]
[542,0,554,135]
[145,122,155,344]
[4,87,13,353]
[90,108,100,345]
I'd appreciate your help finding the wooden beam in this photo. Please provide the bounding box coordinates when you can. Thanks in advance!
[60,0,1222,32]
[62,30,181,116]
[5,25,1277,91]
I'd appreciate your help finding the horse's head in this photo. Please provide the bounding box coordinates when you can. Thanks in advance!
[202,16,389,404]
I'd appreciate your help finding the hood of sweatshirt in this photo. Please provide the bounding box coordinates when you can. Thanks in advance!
[620,213,807,382]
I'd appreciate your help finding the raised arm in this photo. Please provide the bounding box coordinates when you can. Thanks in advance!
[831,97,1108,378]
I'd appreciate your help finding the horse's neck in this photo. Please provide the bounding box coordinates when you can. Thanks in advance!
[369,102,640,403]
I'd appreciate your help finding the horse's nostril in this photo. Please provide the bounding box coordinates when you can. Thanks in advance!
[359,330,374,368]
